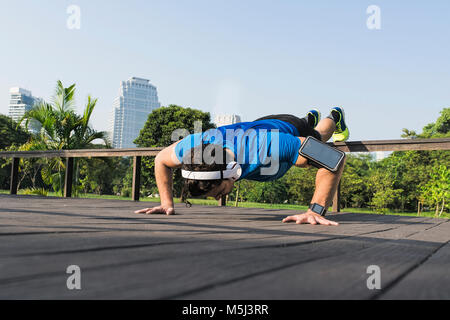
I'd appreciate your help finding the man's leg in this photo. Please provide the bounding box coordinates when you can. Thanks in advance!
[293,108,348,218]
[285,139,345,224]
[310,160,345,211]
[283,157,345,225]
[315,106,351,142]
[310,107,349,211]
[315,118,336,142]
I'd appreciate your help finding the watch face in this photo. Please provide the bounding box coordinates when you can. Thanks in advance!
[311,203,324,214]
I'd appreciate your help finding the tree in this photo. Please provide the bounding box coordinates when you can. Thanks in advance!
[79,157,118,195]
[134,105,216,197]
[402,108,450,139]
[0,115,31,189]
[235,178,289,204]
[340,154,373,209]
[0,114,30,149]
[17,80,110,195]
[398,107,450,214]
[19,80,109,150]
[421,165,449,216]
[285,166,317,205]
[367,163,404,214]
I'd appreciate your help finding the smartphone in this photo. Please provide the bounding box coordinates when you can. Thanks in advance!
[298,136,346,172]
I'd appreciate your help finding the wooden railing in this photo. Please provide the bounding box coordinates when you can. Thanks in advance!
[0,148,161,202]
[1,138,449,212]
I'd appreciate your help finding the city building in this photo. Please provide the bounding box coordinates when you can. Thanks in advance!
[110,77,160,148]
[213,114,242,127]
[348,151,391,162]
[8,87,41,134]
[375,151,390,161]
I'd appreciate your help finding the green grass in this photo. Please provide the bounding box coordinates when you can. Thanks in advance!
[1,189,448,219]
[342,207,449,219]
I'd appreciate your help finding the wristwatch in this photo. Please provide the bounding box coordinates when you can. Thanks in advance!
[309,203,327,216]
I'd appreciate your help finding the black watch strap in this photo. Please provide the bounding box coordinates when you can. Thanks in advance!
[309,203,327,216]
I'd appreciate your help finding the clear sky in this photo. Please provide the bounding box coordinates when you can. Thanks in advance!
[1,0,449,141]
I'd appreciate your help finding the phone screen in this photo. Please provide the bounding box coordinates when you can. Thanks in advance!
[301,138,343,170]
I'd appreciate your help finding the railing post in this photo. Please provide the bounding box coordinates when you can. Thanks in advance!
[332,180,341,213]
[64,157,74,198]
[10,157,19,195]
[132,156,141,201]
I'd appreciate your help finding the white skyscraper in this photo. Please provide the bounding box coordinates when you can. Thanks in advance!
[8,87,41,134]
[214,114,242,127]
[110,77,160,148]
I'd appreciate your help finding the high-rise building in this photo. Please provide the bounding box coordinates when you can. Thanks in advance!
[213,114,242,127]
[375,151,390,161]
[8,87,41,134]
[110,77,160,148]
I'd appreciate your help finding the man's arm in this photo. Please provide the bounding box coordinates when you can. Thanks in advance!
[134,141,181,215]
[282,137,343,226]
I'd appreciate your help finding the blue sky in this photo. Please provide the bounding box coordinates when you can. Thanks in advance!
[1,0,449,141]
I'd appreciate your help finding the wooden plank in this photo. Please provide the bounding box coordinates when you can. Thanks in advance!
[330,138,450,152]
[0,194,421,233]
[0,138,448,159]
[0,215,411,265]
[376,225,450,299]
[9,157,19,195]
[0,195,443,299]
[0,216,436,299]
[0,148,162,158]
[0,196,416,256]
[132,156,141,201]
[180,220,450,300]
[0,195,410,240]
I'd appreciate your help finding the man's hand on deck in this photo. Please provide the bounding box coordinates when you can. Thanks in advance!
[282,211,339,226]
[134,205,175,215]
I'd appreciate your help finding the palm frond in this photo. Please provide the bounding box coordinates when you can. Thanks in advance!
[16,81,106,151]
[83,130,110,146]
[18,101,56,140]
[82,96,97,128]
[52,80,76,113]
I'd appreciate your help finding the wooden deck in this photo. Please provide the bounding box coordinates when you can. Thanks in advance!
[0,194,449,300]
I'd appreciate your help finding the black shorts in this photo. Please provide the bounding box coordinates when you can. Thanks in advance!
[254,114,322,140]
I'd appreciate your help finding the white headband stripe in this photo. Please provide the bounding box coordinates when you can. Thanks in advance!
[182,170,221,180]
[181,162,242,181]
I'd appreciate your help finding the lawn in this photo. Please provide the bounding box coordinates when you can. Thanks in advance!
[1,189,448,219]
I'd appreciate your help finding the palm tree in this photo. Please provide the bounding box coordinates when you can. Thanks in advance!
[20,80,109,149]
[18,80,110,195]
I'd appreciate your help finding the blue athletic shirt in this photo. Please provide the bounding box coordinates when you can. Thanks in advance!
[174,119,301,182]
